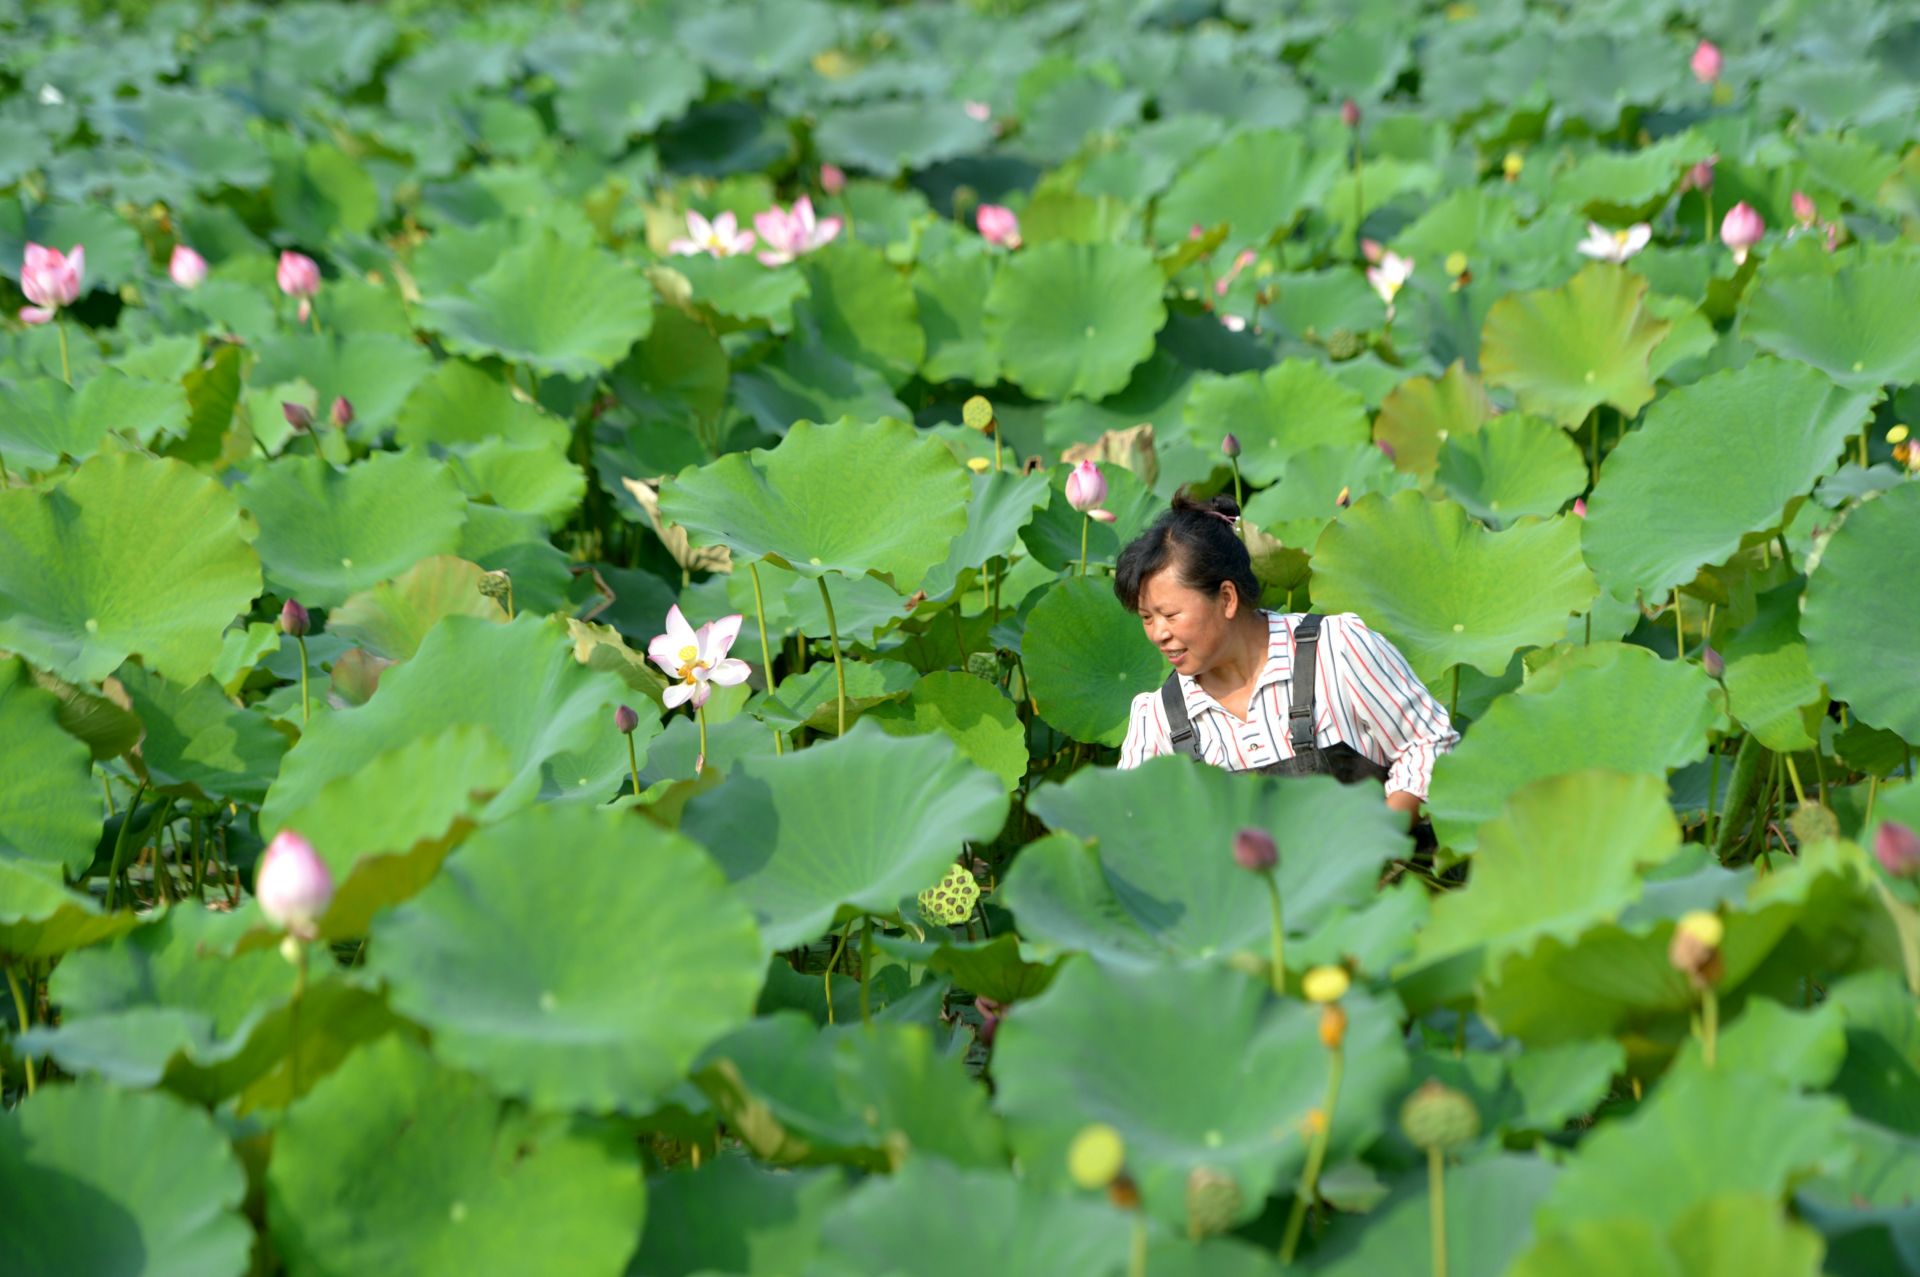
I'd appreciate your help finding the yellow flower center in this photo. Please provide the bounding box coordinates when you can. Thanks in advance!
[1613,229,1631,246]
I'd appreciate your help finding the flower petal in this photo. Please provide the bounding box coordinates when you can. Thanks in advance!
[18,305,54,325]
[704,614,745,661]
[662,681,697,709]
[663,604,698,650]
[708,657,752,686]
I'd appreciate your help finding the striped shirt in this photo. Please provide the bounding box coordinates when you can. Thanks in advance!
[1117,610,1460,800]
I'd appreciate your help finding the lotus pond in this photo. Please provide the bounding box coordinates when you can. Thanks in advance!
[4,0,1920,1273]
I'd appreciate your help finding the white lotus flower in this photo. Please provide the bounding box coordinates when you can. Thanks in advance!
[1365,251,1414,321]
[647,604,752,710]
[1576,222,1652,263]
[667,210,756,258]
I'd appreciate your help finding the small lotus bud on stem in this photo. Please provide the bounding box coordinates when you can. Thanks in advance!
[280,599,313,723]
[1232,828,1277,872]
[1701,645,1724,679]
[1222,432,1241,458]
[614,705,639,735]
[282,401,313,432]
[1340,98,1360,129]
[330,396,354,430]
[1235,829,1286,991]
[1876,821,1920,879]
[478,569,514,618]
[1401,1080,1480,1277]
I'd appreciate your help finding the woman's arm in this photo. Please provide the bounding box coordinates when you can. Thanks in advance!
[1117,690,1170,769]
[1325,614,1461,819]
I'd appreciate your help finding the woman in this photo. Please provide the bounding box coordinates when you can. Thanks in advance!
[1113,491,1459,844]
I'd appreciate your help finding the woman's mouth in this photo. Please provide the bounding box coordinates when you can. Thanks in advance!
[1163,648,1186,664]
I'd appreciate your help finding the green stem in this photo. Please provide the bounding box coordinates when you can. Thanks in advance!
[289,939,308,1098]
[56,317,71,387]
[696,703,708,774]
[1700,985,1718,1067]
[5,964,35,1096]
[105,780,149,911]
[1279,1046,1346,1265]
[1261,870,1286,995]
[295,634,310,726]
[747,562,783,754]
[0,446,10,486]
[1783,752,1808,806]
[817,575,847,736]
[1079,515,1089,578]
[859,915,874,1027]
[625,733,641,798]
[1705,742,1724,846]
[823,921,853,1025]
[1428,1146,1448,1277]
[1673,592,1684,658]
[1230,457,1243,511]
[1128,1214,1148,1277]
[1449,666,1460,722]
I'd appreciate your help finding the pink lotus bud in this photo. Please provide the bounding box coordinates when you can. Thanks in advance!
[1360,237,1383,264]
[1791,190,1816,226]
[1701,644,1724,678]
[1222,433,1241,458]
[21,242,84,309]
[820,163,846,195]
[276,250,320,297]
[1573,497,1587,517]
[282,401,313,432]
[1682,157,1715,192]
[1876,821,1920,878]
[1377,439,1396,460]
[279,598,310,637]
[1065,459,1107,512]
[1188,224,1205,240]
[1690,39,1722,84]
[1720,202,1765,263]
[1233,828,1278,872]
[255,830,334,939]
[1340,98,1360,129]
[169,244,207,289]
[329,396,353,430]
[976,204,1021,248]
[615,704,640,735]
[963,100,991,122]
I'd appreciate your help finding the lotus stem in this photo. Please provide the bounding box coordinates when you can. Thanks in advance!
[295,633,310,726]
[56,317,71,387]
[1262,871,1286,995]
[823,921,853,1025]
[1079,515,1090,578]
[1279,1046,1344,1265]
[1705,743,1723,845]
[1673,592,1684,657]
[0,447,10,486]
[104,780,149,911]
[1783,753,1808,806]
[1128,1215,1148,1277]
[859,915,874,1027]
[1450,667,1460,722]
[1858,432,1868,467]
[817,575,847,736]
[1700,985,1717,1067]
[747,562,783,754]
[993,432,1002,473]
[696,703,708,776]
[289,938,308,1098]
[5,964,35,1095]
[1427,1145,1448,1277]
[1230,456,1243,511]
[625,732,641,798]
[1703,192,1713,245]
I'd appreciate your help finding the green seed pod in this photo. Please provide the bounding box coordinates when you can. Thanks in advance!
[962,395,996,434]
[965,651,1000,681]
[1324,328,1365,361]
[1400,1080,1480,1152]
[1185,1166,1242,1240]
[917,862,980,925]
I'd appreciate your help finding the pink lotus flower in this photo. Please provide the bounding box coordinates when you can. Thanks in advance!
[1690,39,1722,84]
[21,242,84,312]
[1215,248,1256,296]
[1577,222,1652,263]
[169,244,207,289]
[1791,191,1816,226]
[963,100,991,122]
[255,830,334,940]
[647,604,752,710]
[667,209,756,258]
[1681,157,1715,193]
[1573,497,1588,517]
[976,204,1021,249]
[820,164,846,196]
[1065,459,1108,512]
[1366,250,1414,321]
[1359,237,1383,264]
[754,197,842,267]
[1876,821,1920,878]
[276,250,319,298]
[1087,508,1117,523]
[1720,202,1765,264]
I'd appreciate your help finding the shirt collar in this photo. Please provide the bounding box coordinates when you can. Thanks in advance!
[1177,610,1296,715]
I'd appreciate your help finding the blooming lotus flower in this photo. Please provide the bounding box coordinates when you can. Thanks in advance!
[976,204,1021,248]
[21,242,84,314]
[169,244,207,289]
[667,209,756,258]
[1065,460,1107,512]
[753,197,842,268]
[963,100,991,122]
[1365,250,1414,320]
[647,604,751,710]
[1690,39,1722,84]
[37,83,63,106]
[276,250,319,298]
[1720,202,1765,264]
[255,830,334,940]
[820,163,846,195]
[1577,222,1652,263]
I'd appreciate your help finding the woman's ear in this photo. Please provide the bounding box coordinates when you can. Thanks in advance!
[1219,579,1240,619]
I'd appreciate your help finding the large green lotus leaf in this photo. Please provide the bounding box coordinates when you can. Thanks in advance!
[0,1079,250,1277]
[0,859,139,960]
[371,802,763,1113]
[731,336,911,434]
[1720,580,1826,752]
[454,503,576,615]
[1306,1154,1560,1277]
[1181,359,1372,486]
[678,0,836,86]
[270,141,378,243]
[554,46,706,155]
[1373,362,1494,477]
[1548,131,1715,220]
[679,718,1008,949]
[633,1157,846,1277]
[264,725,512,940]
[919,468,1053,600]
[1435,413,1589,528]
[608,304,730,439]
[0,452,261,685]
[672,252,811,331]
[249,332,434,434]
[797,241,924,387]
[983,242,1168,402]
[1511,1194,1825,1277]
[1021,576,1165,747]
[1154,129,1339,246]
[1804,482,1920,742]
[912,243,1000,385]
[444,438,587,527]
[1309,490,1597,684]
[1007,757,1405,970]
[815,1158,1129,1277]
[263,615,650,826]
[1427,643,1717,851]
[1743,256,1920,391]
[118,665,288,805]
[392,359,570,450]
[0,657,97,874]
[267,1034,643,1277]
[993,959,1407,1230]
[417,230,653,377]
[326,555,506,662]
[867,672,1028,793]
[0,370,187,473]
[238,450,468,609]
[1020,74,1144,165]
[1537,1068,1850,1234]
[694,1014,1004,1169]
[813,98,993,177]
[1479,263,1671,427]
[1240,442,1414,530]
[660,416,969,585]
[1411,771,1682,969]
[1582,359,1875,604]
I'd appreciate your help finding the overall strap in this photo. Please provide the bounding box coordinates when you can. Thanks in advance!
[1287,613,1324,753]
[1160,673,1203,761]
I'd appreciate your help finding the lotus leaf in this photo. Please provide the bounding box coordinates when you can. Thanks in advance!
[1479,263,1671,428]
[1020,576,1165,746]
[0,657,98,874]
[1803,481,1920,742]
[1743,255,1920,391]
[983,241,1168,402]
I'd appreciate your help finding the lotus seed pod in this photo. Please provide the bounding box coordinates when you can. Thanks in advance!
[255,830,334,941]
[477,569,511,600]
[1067,1123,1126,1190]
[1318,1003,1348,1050]
[1400,1080,1480,1152]
[962,395,996,433]
[1700,645,1724,679]
[1222,432,1241,458]
[965,456,990,473]
[1875,821,1920,878]
[1232,827,1277,873]
[1677,910,1724,949]
[1668,911,1725,988]
[282,401,313,432]
[1185,1166,1243,1240]
[917,862,981,926]
[614,705,639,735]
[1302,965,1350,1004]
[1324,328,1364,361]
[279,598,310,637]
[1788,802,1838,847]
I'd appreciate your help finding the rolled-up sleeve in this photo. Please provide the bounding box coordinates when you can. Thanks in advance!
[1118,690,1170,769]
[1327,615,1460,801]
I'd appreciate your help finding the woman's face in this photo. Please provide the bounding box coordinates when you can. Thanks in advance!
[1135,566,1242,677]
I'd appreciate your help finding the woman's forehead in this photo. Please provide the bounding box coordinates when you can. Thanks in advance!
[1137,568,1211,608]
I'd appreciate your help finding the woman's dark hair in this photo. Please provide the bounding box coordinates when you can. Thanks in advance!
[1113,489,1263,613]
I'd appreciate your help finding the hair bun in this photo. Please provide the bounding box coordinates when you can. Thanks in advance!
[1170,488,1243,520]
